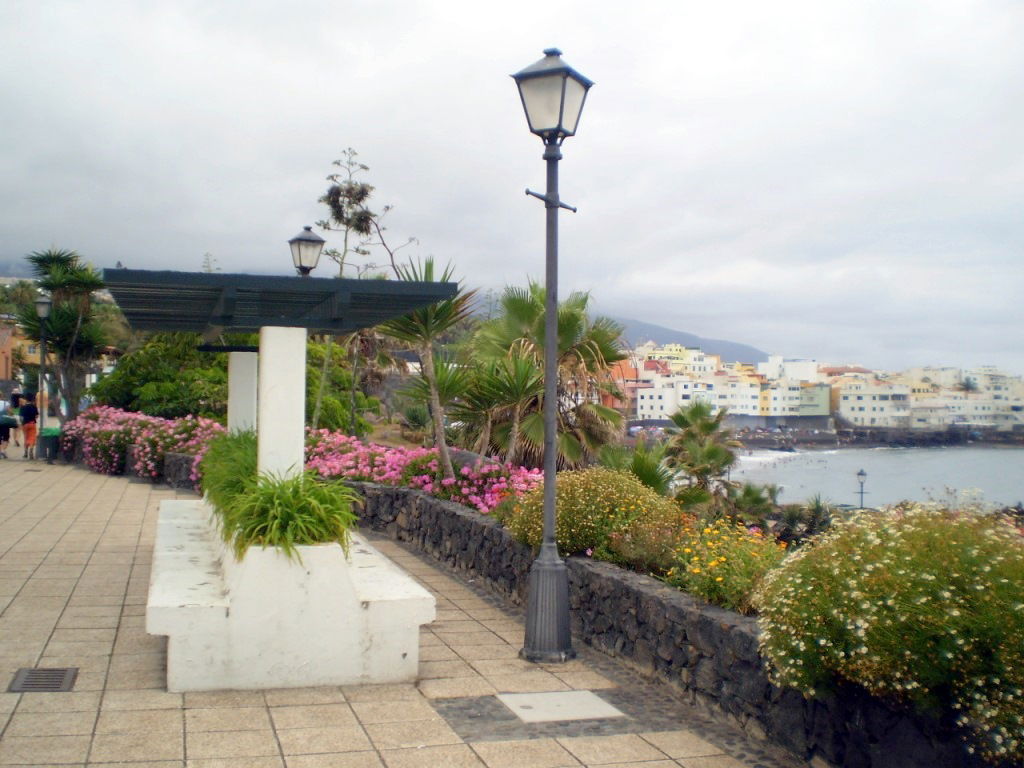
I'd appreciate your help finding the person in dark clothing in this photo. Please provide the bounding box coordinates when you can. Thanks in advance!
[19,395,39,460]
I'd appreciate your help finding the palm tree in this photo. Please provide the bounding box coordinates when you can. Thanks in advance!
[379,258,477,479]
[472,282,625,467]
[665,401,742,496]
[453,354,545,463]
[17,249,106,421]
[597,440,677,496]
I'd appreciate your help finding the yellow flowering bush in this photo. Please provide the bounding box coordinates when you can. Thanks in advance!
[505,468,685,556]
[754,504,1024,765]
[664,516,787,614]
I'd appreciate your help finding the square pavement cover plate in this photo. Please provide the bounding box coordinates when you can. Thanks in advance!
[497,690,626,723]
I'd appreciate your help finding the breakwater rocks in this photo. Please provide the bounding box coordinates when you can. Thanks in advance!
[353,481,989,768]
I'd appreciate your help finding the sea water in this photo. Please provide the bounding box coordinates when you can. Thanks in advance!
[731,445,1024,508]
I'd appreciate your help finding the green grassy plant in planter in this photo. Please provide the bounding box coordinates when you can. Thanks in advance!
[221,472,361,562]
[200,431,258,511]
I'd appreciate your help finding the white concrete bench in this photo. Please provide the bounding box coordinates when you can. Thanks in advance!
[146,499,435,692]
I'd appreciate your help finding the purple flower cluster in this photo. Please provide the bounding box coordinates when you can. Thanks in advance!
[62,406,225,489]
[305,429,541,514]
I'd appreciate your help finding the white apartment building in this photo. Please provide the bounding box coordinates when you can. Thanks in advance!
[635,342,722,376]
[836,379,911,428]
[757,355,822,383]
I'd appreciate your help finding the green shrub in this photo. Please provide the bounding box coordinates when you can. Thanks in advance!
[504,467,683,556]
[220,471,361,561]
[664,516,787,614]
[200,431,258,511]
[754,504,1024,764]
[605,502,695,574]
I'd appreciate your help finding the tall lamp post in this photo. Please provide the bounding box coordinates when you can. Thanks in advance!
[856,468,867,509]
[34,294,52,461]
[289,226,326,277]
[512,48,593,662]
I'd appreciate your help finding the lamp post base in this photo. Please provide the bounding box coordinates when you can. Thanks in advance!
[520,542,576,663]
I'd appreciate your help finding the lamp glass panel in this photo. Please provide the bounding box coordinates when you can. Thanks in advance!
[519,74,567,134]
[560,77,587,135]
[290,241,304,269]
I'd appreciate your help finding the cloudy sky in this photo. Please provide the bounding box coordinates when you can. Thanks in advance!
[1,1,1021,374]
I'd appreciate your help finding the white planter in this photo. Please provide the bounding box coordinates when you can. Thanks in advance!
[147,500,435,692]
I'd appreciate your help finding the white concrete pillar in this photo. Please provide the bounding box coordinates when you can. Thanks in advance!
[257,327,307,478]
[227,352,258,433]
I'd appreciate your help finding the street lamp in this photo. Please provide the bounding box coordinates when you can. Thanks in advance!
[289,226,326,277]
[34,294,52,459]
[857,468,867,509]
[512,48,593,663]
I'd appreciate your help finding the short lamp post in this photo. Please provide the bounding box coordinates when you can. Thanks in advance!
[34,294,52,453]
[512,48,593,663]
[857,468,867,509]
[289,226,326,277]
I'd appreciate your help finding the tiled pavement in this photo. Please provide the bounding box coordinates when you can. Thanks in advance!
[0,457,804,768]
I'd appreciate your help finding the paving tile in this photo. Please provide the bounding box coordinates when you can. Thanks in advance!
[90,730,184,762]
[639,731,724,759]
[417,676,497,700]
[551,670,619,691]
[285,754,382,768]
[363,718,462,750]
[340,684,421,703]
[275,725,372,755]
[418,645,459,662]
[270,703,357,729]
[16,691,101,713]
[676,757,749,768]
[0,734,91,764]
[188,758,284,768]
[485,671,571,694]
[350,698,440,724]
[450,645,520,662]
[263,687,347,707]
[186,706,273,732]
[418,660,478,679]
[102,689,184,710]
[186,729,280,759]
[185,690,268,709]
[467,659,536,676]
[379,744,483,768]
[433,631,502,646]
[95,708,183,734]
[556,734,668,765]
[4,710,96,737]
[470,738,581,768]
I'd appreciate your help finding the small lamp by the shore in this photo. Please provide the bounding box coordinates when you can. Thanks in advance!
[857,468,867,508]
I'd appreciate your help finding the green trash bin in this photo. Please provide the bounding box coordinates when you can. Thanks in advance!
[38,427,61,463]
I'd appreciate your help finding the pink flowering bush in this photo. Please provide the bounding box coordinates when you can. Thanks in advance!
[305,428,541,514]
[62,406,225,489]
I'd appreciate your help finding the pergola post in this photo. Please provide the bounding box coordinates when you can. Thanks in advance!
[227,351,258,433]
[256,327,307,478]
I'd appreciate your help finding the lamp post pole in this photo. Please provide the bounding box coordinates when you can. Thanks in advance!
[513,49,592,663]
[34,294,52,461]
[857,468,867,508]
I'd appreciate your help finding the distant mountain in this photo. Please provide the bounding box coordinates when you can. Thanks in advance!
[610,316,769,364]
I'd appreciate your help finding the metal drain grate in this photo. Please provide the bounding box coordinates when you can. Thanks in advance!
[8,667,78,692]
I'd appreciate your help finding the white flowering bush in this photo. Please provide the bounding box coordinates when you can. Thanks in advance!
[754,504,1024,764]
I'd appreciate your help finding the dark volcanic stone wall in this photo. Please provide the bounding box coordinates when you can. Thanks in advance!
[351,481,985,768]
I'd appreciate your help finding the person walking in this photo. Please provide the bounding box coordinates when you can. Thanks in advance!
[9,390,22,447]
[19,394,39,460]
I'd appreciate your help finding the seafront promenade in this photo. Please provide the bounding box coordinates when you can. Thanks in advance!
[0,456,799,768]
